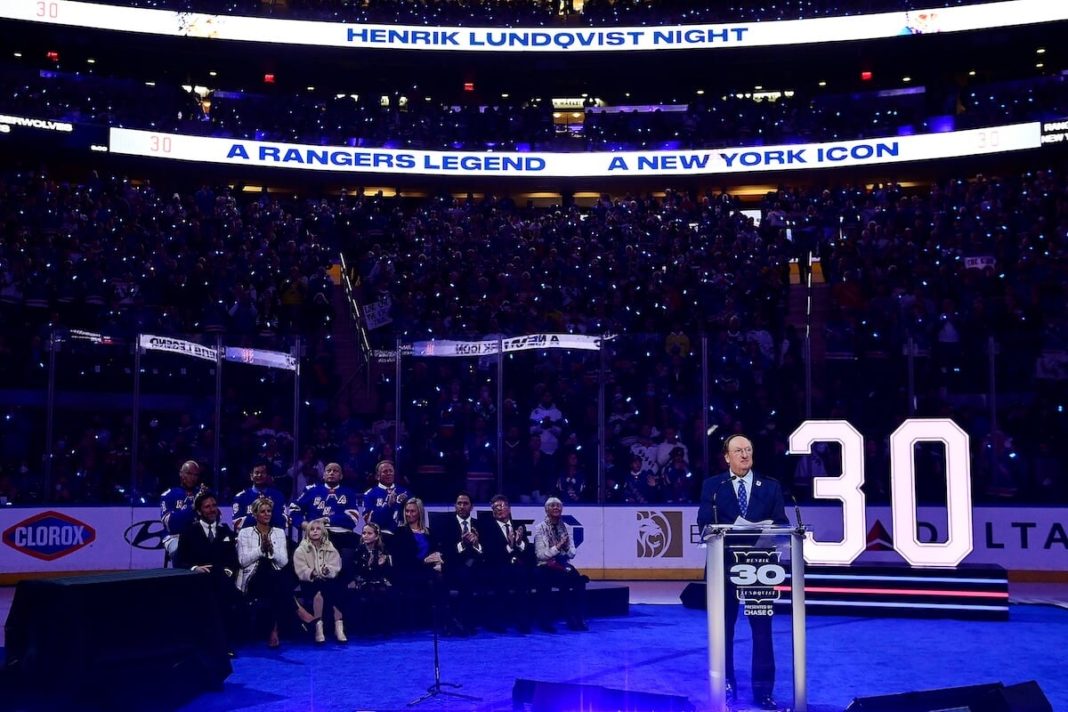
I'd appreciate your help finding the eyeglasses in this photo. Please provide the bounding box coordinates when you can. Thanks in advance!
[729,447,753,455]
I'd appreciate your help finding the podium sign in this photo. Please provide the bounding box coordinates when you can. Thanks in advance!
[704,525,807,712]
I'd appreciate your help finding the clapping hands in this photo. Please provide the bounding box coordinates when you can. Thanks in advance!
[462,528,479,547]
[558,532,571,552]
[424,551,443,572]
[511,524,526,547]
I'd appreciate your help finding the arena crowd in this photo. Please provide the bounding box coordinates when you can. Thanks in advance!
[2,66,1064,152]
[1,166,1066,509]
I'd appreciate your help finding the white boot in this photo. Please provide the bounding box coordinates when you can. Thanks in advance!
[314,620,325,644]
[334,619,348,643]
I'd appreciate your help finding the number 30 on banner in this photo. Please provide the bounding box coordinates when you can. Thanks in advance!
[789,419,973,568]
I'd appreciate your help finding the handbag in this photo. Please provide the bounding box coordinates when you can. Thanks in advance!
[545,556,572,573]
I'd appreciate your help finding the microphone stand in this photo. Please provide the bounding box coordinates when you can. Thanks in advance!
[712,476,732,526]
[786,492,806,533]
[408,571,480,706]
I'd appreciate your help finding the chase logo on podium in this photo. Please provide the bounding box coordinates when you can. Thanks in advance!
[636,510,684,558]
[2,510,97,561]
[730,549,786,616]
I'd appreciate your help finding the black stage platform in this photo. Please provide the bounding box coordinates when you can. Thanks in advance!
[4,569,232,711]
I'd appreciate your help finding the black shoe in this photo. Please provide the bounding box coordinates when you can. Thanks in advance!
[566,619,589,632]
[756,694,779,710]
[724,681,736,704]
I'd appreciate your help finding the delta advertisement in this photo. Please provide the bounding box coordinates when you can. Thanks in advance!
[2,0,1066,52]
[1,505,1064,577]
[108,123,1042,178]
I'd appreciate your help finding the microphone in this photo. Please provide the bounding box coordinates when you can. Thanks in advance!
[712,486,718,525]
[785,491,805,532]
[711,476,732,525]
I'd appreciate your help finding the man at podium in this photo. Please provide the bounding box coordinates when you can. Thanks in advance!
[698,434,788,710]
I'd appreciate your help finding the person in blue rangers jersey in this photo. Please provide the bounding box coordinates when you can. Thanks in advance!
[288,461,362,574]
[232,461,288,531]
[160,460,207,559]
[362,460,410,532]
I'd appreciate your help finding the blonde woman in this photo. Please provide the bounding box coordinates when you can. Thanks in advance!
[293,519,347,643]
[236,497,290,648]
[390,497,445,628]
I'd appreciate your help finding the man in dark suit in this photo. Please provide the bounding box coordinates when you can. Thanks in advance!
[174,491,239,575]
[174,491,242,644]
[433,491,484,635]
[697,434,788,711]
[478,494,537,633]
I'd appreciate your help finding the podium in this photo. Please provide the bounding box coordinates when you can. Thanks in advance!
[703,524,807,712]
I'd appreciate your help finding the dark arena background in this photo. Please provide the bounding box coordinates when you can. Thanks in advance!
[0,1,1067,710]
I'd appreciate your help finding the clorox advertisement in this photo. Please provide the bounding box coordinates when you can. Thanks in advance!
[2,511,96,561]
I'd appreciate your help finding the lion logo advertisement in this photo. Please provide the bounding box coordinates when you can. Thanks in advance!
[636,510,683,558]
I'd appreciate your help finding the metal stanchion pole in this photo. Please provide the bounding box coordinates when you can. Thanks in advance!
[497,337,504,496]
[597,340,606,503]
[395,339,402,472]
[213,334,223,482]
[44,329,57,499]
[132,338,141,498]
[292,336,302,467]
[701,335,709,478]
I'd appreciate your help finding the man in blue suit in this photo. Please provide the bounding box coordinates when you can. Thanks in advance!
[698,434,788,710]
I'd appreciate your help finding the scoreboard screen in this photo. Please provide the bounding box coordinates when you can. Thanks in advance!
[0,113,108,151]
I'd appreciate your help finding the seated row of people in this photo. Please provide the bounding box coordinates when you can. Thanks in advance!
[165,458,588,648]
[392,492,588,636]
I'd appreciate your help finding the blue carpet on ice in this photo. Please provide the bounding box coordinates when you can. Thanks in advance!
[177,603,1068,711]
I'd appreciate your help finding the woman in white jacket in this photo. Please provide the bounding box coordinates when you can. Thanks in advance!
[293,519,347,643]
[237,497,290,648]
